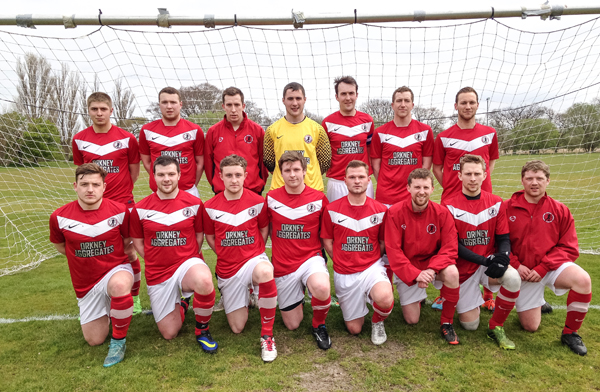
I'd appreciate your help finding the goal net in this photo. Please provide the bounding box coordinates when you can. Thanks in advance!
[1,17,600,276]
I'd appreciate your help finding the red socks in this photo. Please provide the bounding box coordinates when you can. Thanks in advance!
[258,280,277,336]
[110,294,133,340]
[563,290,592,335]
[311,296,331,328]
[440,285,459,324]
[131,258,141,297]
[372,302,394,324]
[489,286,519,329]
[193,290,215,335]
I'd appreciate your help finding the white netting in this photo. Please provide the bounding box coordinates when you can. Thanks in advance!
[1,18,600,276]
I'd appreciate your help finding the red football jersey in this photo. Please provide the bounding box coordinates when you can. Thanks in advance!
[322,111,374,180]
[49,199,130,298]
[204,113,268,194]
[370,120,434,205]
[72,126,140,205]
[139,119,204,192]
[203,190,269,279]
[443,191,508,284]
[433,123,499,202]
[130,191,204,286]
[321,196,387,274]
[266,185,328,277]
[385,200,457,286]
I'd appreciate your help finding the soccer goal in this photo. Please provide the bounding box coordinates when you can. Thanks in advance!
[1,13,600,276]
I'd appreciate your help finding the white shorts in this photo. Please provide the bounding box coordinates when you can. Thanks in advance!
[334,258,390,321]
[217,253,271,314]
[326,177,374,202]
[275,256,329,310]
[147,258,206,322]
[455,265,501,314]
[394,275,428,307]
[184,186,200,198]
[77,264,134,325]
[516,262,574,312]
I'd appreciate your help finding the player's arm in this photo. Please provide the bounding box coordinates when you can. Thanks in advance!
[428,209,458,272]
[379,240,385,257]
[458,240,489,266]
[196,232,204,250]
[132,238,145,258]
[322,238,334,259]
[53,242,66,255]
[422,156,433,170]
[204,131,215,186]
[260,225,269,243]
[534,207,579,279]
[195,155,204,186]
[129,163,140,184]
[205,234,216,252]
[432,164,443,187]
[140,154,152,175]
[263,126,276,173]
[371,158,382,181]
[489,159,497,174]
[316,126,332,174]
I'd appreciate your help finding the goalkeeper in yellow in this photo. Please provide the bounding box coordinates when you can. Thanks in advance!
[264,82,331,191]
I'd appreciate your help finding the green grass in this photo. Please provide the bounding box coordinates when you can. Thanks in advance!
[1,250,599,391]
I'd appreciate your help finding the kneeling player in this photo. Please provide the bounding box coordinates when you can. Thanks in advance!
[507,160,592,356]
[267,151,332,350]
[444,155,520,349]
[385,168,461,345]
[49,163,134,367]
[321,160,393,345]
[130,156,218,353]
[203,155,278,362]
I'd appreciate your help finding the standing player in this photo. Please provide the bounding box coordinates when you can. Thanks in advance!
[205,87,268,195]
[264,82,332,192]
[321,161,394,345]
[139,87,204,198]
[72,92,143,315]
[321,76,375,201]
[203,155,278,362]
[49,163,134,367]
[266,151,332,350]
[385,168,461,345]
[130,156,218,353]
[506,160,592,356]
[432,87,500,311]
[444,155,521,350]
[370,86,434,206]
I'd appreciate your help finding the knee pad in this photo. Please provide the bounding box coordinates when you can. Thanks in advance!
[460,318,480,331]
[498,268,521,292]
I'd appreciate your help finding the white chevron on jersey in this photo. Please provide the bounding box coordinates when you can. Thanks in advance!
[328,210,385,232]
[325,122,372,138]
[440,132,495,152]
[143,129,198,147]
[137,205,200,226]
[378,130,429,149]
[446,201,502,226]
[57,213,125,238]
[206,203,264,227]
[267,197,322,221]
[74,137,130,156]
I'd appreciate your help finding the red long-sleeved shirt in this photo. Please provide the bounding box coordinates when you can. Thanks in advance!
[505,190,579,278]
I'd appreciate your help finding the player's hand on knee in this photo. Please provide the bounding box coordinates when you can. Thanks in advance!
[485,259,509,279]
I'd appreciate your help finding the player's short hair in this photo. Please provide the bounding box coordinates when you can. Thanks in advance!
[222,87,245,104]
[392,86,414,103]
[455,87,479,103]
[283,82,306,99]
[75,163,107,182]
[407,168,434,186]
[278,151,307,172]
[220,154,248,171]
[153,156,180,174]
[87,92,112,109]
[159,86,181,101]
[345,160,369,175]
[334,76,358,95]
[521,160,550,179]
[460,154,487,172]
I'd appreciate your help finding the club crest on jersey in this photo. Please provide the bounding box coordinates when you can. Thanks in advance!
[362,124,368,131]
[370,215,380,225]
[426,224,437,234]
[488,207,498,217]
[107,218,119,228]
[182,208,194,218]
[307,203,316,213]
[509,216,516,222]
[414,133,423,141]
[183,133,192,141]
[219,137,223,142]
[401,224,406,230]
[304,135,313,143]
[248,207,258,217]
[244,135,253,143]
[543,212,555,223]
[481,135,490,144]
[112,141,123,149]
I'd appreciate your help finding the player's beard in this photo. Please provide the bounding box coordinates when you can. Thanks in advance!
[412,194,429,208]
[157,181,178,195]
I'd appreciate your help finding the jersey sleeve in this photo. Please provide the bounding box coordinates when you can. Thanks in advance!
[432,134,445,165]
[257,126,269,185]
[263,125,276,173]
[370,128,382,159]
[129,207,143,239]
[127,134,141,164]
[496,201,509,236]
[366,117,375,146]
[385,209,421,285]
[193,124,204,157]
[120,207,131,238]
[258,199,269,228]
[321,119,328,133]
[316,125,332,174]
[138,128,149,155]
[490,131,500,160]
[202,207,215,235]
[428,208,458,272]
[49,212,65,244]
[320,206,333,240]
[204,127,215,186]
[535,205,579,277]
[72,137,83,165]
[195,203,204,233]
[423,128,434,157]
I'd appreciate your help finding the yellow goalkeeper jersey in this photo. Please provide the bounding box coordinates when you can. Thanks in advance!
[264,116,331,192]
